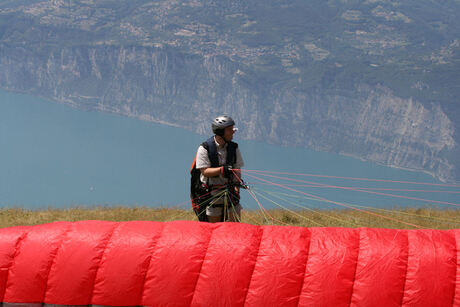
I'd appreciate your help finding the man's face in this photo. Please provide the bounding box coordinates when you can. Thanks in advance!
[223,125,235,142]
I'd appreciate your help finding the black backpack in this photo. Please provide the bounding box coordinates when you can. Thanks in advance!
[190,137,238,221]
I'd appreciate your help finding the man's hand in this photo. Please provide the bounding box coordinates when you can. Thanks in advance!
[221,165,233,178]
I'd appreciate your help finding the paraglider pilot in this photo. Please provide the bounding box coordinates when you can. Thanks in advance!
[194,115,244,222]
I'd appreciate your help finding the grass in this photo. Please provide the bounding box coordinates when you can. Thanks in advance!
[0,206,458,229]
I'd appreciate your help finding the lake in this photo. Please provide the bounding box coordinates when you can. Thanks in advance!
[0,89,458,211]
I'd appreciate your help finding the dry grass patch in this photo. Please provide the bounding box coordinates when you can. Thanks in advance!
[0,207,458,229]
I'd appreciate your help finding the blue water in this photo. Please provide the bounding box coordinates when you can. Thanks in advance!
[1,89,459,211]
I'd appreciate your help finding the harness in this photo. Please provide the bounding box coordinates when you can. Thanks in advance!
[205,137,237,170]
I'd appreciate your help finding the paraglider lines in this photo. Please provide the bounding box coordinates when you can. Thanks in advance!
[256,188,361,227]
[267,190,460,227]
[252,190,324,226]
[243,169,460,188]
[232,169,289,226]
[251,182,460,194]
[180,168,458,227]
[244,172,424,229]
[350,204,460,227]
[245,171,460,208]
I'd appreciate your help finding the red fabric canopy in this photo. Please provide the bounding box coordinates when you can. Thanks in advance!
[0,220,458,306]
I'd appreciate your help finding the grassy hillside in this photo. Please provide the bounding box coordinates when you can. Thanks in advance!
[0,207,458,230]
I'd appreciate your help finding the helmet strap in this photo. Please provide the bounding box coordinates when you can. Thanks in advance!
[214,134,226,146]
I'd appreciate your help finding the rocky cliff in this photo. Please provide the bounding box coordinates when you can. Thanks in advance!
[0,0,459,182]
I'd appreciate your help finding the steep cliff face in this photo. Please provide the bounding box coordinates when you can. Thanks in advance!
[264,86,457,181]
[0,44,457,182]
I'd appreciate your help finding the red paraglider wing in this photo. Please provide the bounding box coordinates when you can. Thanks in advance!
[0,220,458,307]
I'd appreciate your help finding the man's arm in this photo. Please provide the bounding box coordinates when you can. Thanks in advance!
[201,166,235,178]
[196,145,226,178]
[200,167,221,178]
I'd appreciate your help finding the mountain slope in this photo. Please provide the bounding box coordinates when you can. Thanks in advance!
[0,0,459,181]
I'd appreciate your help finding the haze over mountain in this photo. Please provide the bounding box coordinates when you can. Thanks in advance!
[0,0,459,182]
